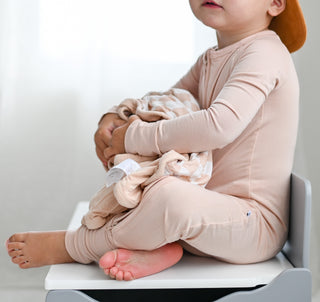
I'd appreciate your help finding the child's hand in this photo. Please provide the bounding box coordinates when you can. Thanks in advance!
[103,115,140,163]
[94,113,126,165]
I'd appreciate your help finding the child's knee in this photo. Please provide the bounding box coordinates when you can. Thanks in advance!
[145,177,188,214]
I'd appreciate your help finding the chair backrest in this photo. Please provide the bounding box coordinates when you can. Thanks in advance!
[282,172,312,269]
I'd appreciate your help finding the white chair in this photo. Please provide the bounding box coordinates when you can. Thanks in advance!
[45,172,312,302]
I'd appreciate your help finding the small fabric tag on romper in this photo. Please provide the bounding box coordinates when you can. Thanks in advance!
[105,158,141,187]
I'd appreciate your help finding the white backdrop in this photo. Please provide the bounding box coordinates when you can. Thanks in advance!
[0,0,318,301]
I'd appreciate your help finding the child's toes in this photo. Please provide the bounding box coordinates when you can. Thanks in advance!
[115,270,124,281]
[8,249,23,258]
[9,233,26,243]
[12,255,28,265]
[103,268,110,275]
[19,260,31,269]
[109,267,119,278]
[7,242,25,252]
[124,271,134,281]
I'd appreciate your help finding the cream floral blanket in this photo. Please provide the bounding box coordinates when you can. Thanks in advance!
[82,88,212,229]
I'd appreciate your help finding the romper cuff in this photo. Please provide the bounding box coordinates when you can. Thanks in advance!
[125,119,161,156]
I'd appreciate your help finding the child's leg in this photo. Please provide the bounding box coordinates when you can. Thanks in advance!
[6,231,74,269]
[66,176,282,280]
[6,230,183,280]
[99,176,264,263]
[7,176,283,280]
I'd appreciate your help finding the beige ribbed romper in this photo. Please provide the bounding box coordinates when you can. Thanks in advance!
[65,30,299,264]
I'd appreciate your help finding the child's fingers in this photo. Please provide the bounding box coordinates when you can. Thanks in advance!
[128,115,140,124]
[95,139,107,154]
[95,128,111,148]
[95,147,107,166]
[94,136,108,162]
[114,118,127,127]
[104,147,116,162]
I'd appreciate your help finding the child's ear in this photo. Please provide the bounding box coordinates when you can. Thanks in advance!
[268,0,286,17]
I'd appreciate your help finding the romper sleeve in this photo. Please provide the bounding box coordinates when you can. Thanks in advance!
[125,42,288,156]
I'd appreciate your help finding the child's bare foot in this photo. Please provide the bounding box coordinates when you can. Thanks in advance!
[6,231,74,269]
[99,242,183,281]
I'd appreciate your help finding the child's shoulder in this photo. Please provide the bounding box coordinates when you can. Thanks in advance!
[236,30,294,70]
[243,30,290,59]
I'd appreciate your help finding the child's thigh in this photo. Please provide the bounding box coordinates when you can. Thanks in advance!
[142,176,252,226]
[112,177,264,263]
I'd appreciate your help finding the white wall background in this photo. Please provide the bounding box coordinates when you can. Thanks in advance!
[0,0,318,301]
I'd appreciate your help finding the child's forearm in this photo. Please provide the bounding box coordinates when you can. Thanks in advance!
[124,92,265,156]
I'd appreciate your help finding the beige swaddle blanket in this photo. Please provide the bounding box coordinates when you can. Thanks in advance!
[82,88,212,229]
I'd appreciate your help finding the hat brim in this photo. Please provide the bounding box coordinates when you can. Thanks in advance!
[269,0,307,53]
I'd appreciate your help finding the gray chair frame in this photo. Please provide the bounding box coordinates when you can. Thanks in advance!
[46,172,312,302]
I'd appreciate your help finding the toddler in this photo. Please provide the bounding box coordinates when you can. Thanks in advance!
[7,0,306,281]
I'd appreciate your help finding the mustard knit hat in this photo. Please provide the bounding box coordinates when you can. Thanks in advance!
[269,0,307,53]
